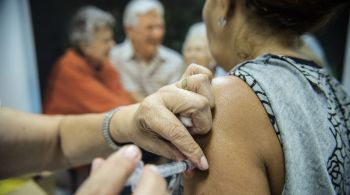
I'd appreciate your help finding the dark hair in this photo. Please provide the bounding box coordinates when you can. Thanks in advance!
[245,0,349,35]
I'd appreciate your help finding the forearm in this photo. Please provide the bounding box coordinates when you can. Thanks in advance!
[0,107,135,179]
[54,105,140,169]
[0,108,65,178]
[58,113,112,167]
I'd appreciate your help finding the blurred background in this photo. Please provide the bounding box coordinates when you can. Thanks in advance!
[0,0,349,114]
[0,0,349,194]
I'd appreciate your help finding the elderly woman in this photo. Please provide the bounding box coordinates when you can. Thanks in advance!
[182,22,225,77]
[43,6,133,115]
[183,0,350,194]
[42,6,134,192]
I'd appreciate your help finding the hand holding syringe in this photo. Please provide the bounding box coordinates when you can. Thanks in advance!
[125,159,195,189]
[125,117,196,190]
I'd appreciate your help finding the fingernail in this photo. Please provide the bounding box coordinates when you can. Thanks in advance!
[200,156,209,170]
[123,145,139,160]
[91,158,103,172]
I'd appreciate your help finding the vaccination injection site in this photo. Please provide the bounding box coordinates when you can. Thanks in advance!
[1,0,350,194]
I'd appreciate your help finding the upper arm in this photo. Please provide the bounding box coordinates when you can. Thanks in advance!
[184,76,284,195]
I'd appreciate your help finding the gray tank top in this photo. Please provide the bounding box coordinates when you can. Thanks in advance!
[230,54,350,194]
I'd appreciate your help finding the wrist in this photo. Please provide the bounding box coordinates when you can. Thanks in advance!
[110,104,140,145]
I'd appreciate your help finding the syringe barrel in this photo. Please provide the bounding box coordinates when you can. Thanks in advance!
[125,160,194,187]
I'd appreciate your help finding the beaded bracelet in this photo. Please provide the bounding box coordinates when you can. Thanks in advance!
[102,108,121,150]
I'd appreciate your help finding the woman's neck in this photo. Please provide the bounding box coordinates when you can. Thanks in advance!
[75,48,102,70]
[219,34,306,71]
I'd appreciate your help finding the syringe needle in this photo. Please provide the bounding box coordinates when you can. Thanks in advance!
[125,160,194,187]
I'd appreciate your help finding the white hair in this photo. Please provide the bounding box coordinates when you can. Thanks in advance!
[69,6,115,48]
[183,22,216,70]
[123,0,164,28]
[183,22,208,52]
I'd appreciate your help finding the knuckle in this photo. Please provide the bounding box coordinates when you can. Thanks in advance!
[167,129,200,158]
[158,85,172,93]
[138,117,152,131]
[191,109,212,135]
[186,144,198,156]
[137,98,157,130]
[188,74,207,89]
[190,64,212,77]
[187,63,201,75]
[136,107,149,129]
[195,74,210,83]
[196,96,210,109]
[188,63,200,71]
[138,96,153,114]
[167,123,186,140]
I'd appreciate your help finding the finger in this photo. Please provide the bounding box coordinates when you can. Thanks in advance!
[176,74,215,108]
[189,104,212,135]
[161,86,212,135]
[140,134,186,161]
[133,165,168,195]
[129,114,186,161]
[141,103,208,170]
[76,145,142,195]
[91,158,105,174]
[182,63,213,80]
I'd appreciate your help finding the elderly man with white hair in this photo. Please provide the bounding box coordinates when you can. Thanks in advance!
[110,0,184,102]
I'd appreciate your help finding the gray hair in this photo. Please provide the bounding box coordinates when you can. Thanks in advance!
[69,6,115,48]
[183,22,216,70]
[183,22,207,50]
[123,0,164,28]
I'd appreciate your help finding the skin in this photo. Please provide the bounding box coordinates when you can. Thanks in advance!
[126,10,165,63]
[76,145,168,195]
[185,77,284,194]
[80,27,115,67]
[0,64,213,182]
[184,0,309,194]
[183,36,214,71]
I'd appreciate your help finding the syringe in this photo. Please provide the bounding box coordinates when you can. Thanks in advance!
[125,116,195,188]
[125,160,195,187]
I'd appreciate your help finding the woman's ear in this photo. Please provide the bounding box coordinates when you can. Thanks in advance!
[220,0,236,19]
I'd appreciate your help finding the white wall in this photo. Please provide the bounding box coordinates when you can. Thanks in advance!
[343,12,350,93]
[0,0,41,113]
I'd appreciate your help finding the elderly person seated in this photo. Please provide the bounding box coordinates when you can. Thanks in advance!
[110,0,184,102]
[43,6,133,114]
[182,22,226,77]
[43,6,133,192]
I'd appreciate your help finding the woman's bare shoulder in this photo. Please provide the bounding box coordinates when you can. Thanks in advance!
[184,76,284,195]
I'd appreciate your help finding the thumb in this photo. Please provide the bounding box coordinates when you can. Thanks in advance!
[91,158,105,174]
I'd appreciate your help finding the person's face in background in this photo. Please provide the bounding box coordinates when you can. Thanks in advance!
[183,36,214,71]
[81,27,115,65]
[126,10,165,62]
